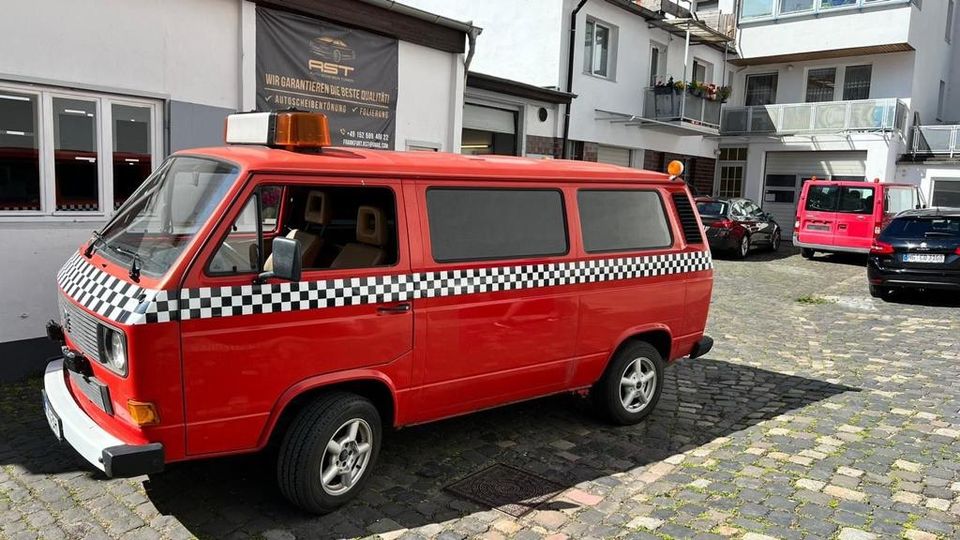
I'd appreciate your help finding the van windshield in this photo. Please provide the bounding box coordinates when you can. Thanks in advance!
[805,185,874,215]
[96,156,240,277]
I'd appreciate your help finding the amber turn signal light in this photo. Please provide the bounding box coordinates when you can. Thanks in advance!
[666,160,684,177]
[273,112,332,148]
[127,400,160,426]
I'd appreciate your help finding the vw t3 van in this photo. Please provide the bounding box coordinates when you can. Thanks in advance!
[42,111,713,513]
[794,179,923,258]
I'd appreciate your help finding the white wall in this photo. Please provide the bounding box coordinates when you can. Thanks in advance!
[395,41,463,152]
[906,0,959,124]
[566,0,724,158]
[736,3,914,60]
[0,0,243,109]
[896,163,960,203]
[400,0,565,88]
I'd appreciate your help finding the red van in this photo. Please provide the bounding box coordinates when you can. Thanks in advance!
[42,112,713,513]
[793,179,923,258]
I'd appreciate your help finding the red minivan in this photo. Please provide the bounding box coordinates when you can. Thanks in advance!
[42,111,714,513]
[794,180,924,258]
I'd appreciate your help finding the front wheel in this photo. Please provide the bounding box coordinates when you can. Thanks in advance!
[592,341,665,425]
[734,234,750,259]
[277,392,382,514]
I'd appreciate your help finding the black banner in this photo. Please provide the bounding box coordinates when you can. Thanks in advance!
[256,7,398,149]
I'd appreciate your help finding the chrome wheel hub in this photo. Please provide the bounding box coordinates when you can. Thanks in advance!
[619,357,657,413]
[320,418,373,495]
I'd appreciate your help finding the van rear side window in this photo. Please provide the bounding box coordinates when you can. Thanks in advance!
[578,190,672,253]
[426,188,568,262]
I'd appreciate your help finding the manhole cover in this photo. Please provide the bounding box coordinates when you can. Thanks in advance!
[446,463,564,517]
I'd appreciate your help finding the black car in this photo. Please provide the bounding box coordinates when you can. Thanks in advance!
[696,197,782,259]
[868,208,960,299]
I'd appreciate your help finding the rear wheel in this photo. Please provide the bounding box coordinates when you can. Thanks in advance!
[592,341,665,425]
[734,234,750,259]
[869,284,895,301]
[801,248,815,259]
[277,392,382,514]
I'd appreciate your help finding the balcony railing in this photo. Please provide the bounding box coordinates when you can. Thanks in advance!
[720,98,907,136]
[643,87,722,131]
[911,126,960,157]
[637,0,736,39]
[740,0,918,24]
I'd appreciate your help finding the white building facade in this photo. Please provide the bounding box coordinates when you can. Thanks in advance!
[0,0,473,352]
[721,0,960,233]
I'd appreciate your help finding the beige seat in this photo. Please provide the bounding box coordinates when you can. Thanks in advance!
[330,206,387,269]
[264,190,329,271]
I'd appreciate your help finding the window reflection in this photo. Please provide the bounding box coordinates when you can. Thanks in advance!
[0,91,40,211]
[53,97,99,212]
[112,104,152,210]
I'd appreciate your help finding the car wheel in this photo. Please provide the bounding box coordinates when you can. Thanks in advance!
[734,234,750,259]
[801,248,815,259]
[769,230,781,252]
[869,285,896,301]
[277,392,382,514]
[333,49,342,63]
[592,341,664,425]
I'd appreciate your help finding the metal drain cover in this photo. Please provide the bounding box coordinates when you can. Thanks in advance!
[446,463,564,517]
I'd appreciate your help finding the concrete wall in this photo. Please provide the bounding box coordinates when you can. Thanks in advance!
[736,2,914,60]
[906,0,960,124]
[394,41,464,152]
[896,163,960,203]
[400,0,565,88]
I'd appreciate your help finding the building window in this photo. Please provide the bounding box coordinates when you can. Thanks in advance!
[937,80,947,121]
[947,0,955,43]
[742,0,775,19]
[780,0,814,15]
[805,68,837,102]
[717,166,745,198]
[692,59,712,83]
[842,65,872,100]
[0,83,160,217]
[584,18,616,79]
[745,73,778,106]
[719,147,748,161]
[649,42,668,86]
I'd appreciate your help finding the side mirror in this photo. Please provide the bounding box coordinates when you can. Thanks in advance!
[257,237,302,283]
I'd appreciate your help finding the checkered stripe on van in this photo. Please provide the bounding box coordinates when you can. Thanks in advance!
[58,250,712,325]
[56,252,157,324]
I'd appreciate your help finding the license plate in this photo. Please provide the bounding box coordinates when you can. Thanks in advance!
[807,224,829,231]
[42,391,63,442]
[902,253,945,264]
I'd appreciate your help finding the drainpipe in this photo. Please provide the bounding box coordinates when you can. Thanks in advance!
[464,26,481,79]
[561,0,589,159]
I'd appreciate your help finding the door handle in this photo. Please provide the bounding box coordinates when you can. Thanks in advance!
[377,303,411,314]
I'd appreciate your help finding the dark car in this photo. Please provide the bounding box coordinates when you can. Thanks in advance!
[696,197,782,259]
[310,36,356,63]
[867,208,960,299]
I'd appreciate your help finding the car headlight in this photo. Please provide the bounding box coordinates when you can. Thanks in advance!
[98,326,127,375]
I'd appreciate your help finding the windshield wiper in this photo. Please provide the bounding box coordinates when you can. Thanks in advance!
[83,231,105,258]
[110,245,143,282]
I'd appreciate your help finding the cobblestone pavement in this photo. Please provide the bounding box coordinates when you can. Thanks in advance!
[2,247,960,540]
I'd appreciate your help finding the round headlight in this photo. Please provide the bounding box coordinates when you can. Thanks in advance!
[102,328,127,373]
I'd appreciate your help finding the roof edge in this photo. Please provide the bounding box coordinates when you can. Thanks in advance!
[467,72,575,104]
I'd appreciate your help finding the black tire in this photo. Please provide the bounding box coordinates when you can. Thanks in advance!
[801,248,815,259]
[592,341,665,425]
[869,285,895,301]
[868,284,882,298]
[769,229,781,252]
[733,233,750,259]
[277,392,382,514]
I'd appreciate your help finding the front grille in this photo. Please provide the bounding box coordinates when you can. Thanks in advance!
[672,192,704,245]
[59,294,101,362]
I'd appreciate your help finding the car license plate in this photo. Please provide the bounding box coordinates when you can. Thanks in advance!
[42,391,63,441]
[807,224,829,231]
[902,253,945,264]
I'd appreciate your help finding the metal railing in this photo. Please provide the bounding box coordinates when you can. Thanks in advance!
[637,0,736,38]
[720,98,907,135]
[643,87,722,130]
[911,126,960,157]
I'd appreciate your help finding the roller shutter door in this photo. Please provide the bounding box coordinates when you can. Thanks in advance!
[597,145,632,167]
[763,151,867,237]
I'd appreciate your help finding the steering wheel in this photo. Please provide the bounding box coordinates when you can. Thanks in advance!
[217,242,252,271]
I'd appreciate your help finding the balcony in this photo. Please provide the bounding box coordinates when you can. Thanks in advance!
[911,126,960,158]
[644,87,722,131]
[720,98,907,136]
[637,0,737,46]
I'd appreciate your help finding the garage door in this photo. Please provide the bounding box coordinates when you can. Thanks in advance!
[932,178,960,207]
[763,151,867,237]
[597,145,632,167]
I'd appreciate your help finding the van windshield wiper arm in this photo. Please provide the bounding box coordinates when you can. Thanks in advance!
[83,231,105,258]
[110,245,143,282]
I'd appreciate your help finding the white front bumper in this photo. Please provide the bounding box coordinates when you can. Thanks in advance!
[43,359,122,472]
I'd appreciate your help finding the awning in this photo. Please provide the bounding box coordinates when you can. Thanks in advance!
[649,17,734,46]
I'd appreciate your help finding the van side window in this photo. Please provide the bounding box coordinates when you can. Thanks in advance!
[578,190,672,253]
[426,188,567,262]
[208,185,398,275]
[885,187,915,214]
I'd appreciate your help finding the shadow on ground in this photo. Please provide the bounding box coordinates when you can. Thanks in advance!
[711,243,798,263]
[0,357,857,539]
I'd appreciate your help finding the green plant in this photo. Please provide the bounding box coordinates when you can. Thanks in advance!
[796,294,832,305]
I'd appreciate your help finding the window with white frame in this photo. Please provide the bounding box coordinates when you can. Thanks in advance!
[584,18,616,79]
[742,0,919,21]
[745,73,778,106]
[649,41,668,86]
[0,84,161,216]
